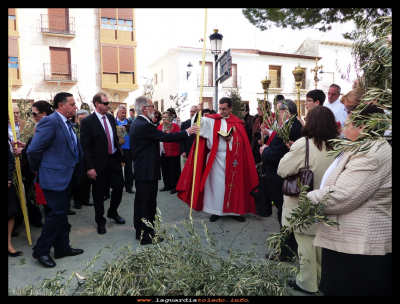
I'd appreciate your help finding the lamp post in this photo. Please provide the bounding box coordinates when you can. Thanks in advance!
[260,76,271,145]
[209,29,223,111]
[187,62,193,80]
[310,57,323,89]
[292,63,306,114]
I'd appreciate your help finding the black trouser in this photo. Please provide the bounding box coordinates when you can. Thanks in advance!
[122,148,134,191]
[320,248,392,296]
[160,154,181,190]
[34,181,73,256]
[91,153,124,225]
[134,180,158,240]
[73,169,91,205]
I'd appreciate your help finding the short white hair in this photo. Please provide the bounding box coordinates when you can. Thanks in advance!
[135,96,150,115]
[76,109,89,118]
[117,104,126,112]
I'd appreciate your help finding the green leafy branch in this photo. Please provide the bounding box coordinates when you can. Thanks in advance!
[267,182,339,258]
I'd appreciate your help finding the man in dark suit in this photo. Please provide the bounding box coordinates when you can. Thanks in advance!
[179,105,197,159]
[129,96,199,245]
[260,99,303,261]
[27,92,84,268]
[80,92,125,235]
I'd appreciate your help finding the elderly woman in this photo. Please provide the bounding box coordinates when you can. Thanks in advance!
[277,106,339,294]
[306,105,392,296]
[341,88,392,146]
[250,101,275,164]
[157,112,182,194]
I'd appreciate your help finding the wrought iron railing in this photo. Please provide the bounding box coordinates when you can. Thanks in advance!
[43,63,77,82]
[222,75,241,88]
[41,14,75,35]
[197,73,214,87]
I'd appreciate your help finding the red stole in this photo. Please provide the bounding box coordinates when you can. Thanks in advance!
[177,114,258,215]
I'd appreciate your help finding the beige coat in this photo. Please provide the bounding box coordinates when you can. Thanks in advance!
[308,139,392,255]
[277,137,336,235]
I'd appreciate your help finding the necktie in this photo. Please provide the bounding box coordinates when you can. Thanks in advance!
[102,116,113,154]
[66,120,79,163]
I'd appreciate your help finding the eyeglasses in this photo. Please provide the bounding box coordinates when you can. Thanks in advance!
[98,101,110,106]
[305,99,315,104]
[32,111,42,117]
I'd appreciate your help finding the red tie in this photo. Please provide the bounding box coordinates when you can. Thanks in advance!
[102,116,113,154]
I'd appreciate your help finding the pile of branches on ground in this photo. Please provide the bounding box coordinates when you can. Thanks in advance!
[9,210,297,296]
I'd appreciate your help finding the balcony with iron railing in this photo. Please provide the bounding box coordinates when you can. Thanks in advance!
[43,63,77,82]
[197,73,214,87]
[41,14,75,36]
[222,75,241,89]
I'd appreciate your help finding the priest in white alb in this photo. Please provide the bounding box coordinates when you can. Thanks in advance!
[176,97,259,222]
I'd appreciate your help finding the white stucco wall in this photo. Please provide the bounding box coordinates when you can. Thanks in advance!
[317,43,354,95]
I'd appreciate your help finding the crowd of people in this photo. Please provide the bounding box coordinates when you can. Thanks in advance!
[8,83,391,295]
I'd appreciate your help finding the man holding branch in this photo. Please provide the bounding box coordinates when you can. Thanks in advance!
[176,97,259,222]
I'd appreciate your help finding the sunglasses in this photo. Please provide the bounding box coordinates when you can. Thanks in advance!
[98,101,110,106]
[32,111,42,117]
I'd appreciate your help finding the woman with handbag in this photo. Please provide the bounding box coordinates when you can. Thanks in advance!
[157,112,182,194]
[306,105,391,296]
[277,106,339,294]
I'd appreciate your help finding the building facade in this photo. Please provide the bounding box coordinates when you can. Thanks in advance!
[148,46,320,121]
[8,8,139,112]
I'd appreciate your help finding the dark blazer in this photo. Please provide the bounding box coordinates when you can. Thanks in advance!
[129,116,189,181]
[179,118,195,155]
[262,117,303,180]
[27,112,83,191]
[80,112,123,176]
[243,113,253,144]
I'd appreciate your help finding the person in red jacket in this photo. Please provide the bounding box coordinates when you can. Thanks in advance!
[157,112,182,194]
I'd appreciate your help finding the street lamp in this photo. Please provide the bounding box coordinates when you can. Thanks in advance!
[187,62,193,80]
[209,29,223,110]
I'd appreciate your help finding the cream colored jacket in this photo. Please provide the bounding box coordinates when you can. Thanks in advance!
[277,137,336,235]
[308,139,392,255]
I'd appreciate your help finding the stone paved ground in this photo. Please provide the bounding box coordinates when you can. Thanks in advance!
[8,179,310,296]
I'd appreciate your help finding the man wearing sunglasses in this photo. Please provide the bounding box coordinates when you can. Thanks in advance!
[80,92,125,235]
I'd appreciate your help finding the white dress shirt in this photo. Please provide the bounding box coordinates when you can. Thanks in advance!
[94,110,117,154]
[55,111,77,146]
[323,98,348,128]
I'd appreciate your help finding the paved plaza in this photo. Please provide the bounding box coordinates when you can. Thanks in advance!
[9,179,307,296]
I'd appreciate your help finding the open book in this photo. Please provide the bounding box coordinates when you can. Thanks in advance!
[218,127,233,137]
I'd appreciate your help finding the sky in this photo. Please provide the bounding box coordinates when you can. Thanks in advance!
[130,8,356,99]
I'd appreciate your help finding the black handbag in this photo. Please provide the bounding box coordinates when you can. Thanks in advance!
[282,137,314,196]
